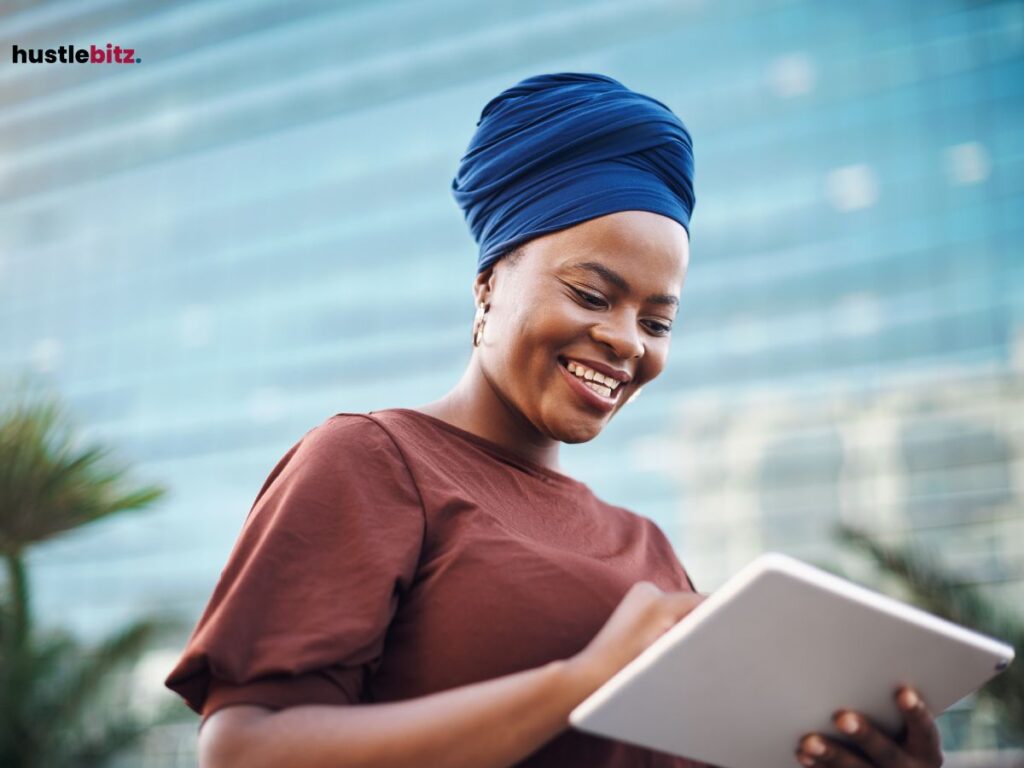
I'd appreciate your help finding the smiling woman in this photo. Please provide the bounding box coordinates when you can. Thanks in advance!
[163,72,944,768]
[447,209,688,449]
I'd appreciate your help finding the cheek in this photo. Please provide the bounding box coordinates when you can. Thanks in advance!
[488,310,552,377]
[511,295,575,346]
[638,345,670,383]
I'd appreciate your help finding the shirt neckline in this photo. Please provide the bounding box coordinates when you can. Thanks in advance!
[372,407,586,488]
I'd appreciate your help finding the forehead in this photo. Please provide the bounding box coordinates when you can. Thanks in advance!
[534,210,689,288]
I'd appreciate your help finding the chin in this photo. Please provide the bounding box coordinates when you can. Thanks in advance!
[553,414,608,444]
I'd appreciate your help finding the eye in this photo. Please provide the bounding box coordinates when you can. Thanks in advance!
[573,287,673,336]
[573,288,607,307]
[645,320,672,336]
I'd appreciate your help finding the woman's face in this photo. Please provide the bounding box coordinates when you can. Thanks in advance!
[474,210,689,443]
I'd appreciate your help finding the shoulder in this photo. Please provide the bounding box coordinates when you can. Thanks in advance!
[261,413,415,493]
[294,413,406,462]
[251,413,424,517]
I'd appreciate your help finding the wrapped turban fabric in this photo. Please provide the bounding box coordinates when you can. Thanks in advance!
[451,72,696,275]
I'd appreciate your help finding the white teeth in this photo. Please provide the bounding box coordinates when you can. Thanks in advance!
[565,360,621,390]
[583,380,612,397]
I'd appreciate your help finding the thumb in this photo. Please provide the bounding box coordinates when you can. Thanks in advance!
[668,591,707,621]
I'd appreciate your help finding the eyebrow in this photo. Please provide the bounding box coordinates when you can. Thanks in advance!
[564,261,679,308]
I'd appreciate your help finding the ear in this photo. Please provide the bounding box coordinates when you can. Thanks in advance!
[472,265,497,307]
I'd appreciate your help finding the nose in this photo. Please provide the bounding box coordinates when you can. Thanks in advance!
[589,310,644,361]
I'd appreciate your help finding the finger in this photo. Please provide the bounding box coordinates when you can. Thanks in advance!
[796,733,873,768]
[665,591,706,621]
[895,686,943,763]
[832,710,909,768]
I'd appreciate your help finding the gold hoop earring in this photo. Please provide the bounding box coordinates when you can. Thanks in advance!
[472,303,487,347]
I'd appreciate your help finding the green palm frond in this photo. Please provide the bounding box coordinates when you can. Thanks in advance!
[837,523,1024,743]
[53,616,179,726]
[0,616,182,768]
[0,379,179,767]
[0,383,166,555]
[0,626,76,767]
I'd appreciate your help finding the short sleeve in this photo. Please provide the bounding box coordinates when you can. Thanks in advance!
[644,516,699,593]
[164,414,425,719]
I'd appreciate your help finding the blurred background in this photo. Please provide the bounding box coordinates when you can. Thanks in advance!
[1,0,1022,765]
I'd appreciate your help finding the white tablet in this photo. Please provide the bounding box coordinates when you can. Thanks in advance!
[569,553,1014,768]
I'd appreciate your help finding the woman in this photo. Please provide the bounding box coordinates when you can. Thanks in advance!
[165,73,945,768]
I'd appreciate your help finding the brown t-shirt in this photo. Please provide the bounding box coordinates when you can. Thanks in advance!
[165,407,707,767]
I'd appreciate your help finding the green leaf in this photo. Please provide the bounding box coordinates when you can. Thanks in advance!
[0,376,181,767]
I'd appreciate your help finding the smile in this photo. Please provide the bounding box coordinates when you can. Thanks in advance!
[557,357,623,413]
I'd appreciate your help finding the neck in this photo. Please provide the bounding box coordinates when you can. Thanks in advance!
[414,355,563,473]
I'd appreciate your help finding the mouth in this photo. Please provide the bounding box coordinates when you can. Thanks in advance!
[557,356,624,413]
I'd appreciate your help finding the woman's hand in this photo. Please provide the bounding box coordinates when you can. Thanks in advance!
[567,581,706,695]
[795,686,944,767]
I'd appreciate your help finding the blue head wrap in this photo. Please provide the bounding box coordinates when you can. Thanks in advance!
[451,72,696,275]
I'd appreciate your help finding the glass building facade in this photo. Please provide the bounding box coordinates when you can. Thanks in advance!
[1,0,1021,764]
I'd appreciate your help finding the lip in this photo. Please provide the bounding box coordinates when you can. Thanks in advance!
[559,356,631,383]
[557,358,621,414]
